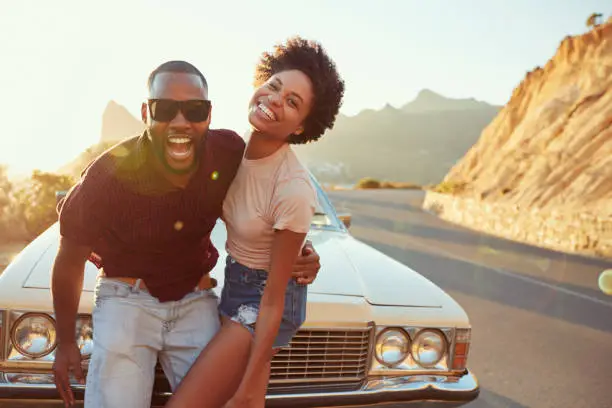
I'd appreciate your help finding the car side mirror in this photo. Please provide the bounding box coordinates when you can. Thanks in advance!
[337,212,352,229]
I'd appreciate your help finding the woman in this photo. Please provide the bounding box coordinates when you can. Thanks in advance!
[166,36,345,408]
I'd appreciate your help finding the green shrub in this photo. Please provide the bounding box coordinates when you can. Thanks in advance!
[5,170,76,241]
[355,177,381,189]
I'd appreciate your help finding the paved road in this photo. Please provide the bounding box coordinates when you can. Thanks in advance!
[327,189,612,408]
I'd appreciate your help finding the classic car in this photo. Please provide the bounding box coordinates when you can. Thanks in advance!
[0,178,479,407]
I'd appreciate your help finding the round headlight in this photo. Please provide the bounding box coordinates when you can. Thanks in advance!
[75,316,94,358]
[11,313,57,358]
[375,328,410,367]
[411,329,446,368]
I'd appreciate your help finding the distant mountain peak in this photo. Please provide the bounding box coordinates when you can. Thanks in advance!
[295,88,499,186]
[415,88,446,100]
[402,89,497,114]
[100,100,144,143]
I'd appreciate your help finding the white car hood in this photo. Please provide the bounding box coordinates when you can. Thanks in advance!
[19,224,446,308]
[305,231,445,308]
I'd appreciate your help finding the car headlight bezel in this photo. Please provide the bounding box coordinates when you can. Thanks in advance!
[10,312,58,359]
[75,315,93,359]
[369,326,454,374]
[410,328,448,368]
[374,328,411,367]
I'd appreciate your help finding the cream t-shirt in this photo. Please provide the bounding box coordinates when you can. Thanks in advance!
[222,143,317,271]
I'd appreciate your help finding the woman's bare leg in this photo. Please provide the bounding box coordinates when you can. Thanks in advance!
[248,348,279,406]
[165,319,252,408]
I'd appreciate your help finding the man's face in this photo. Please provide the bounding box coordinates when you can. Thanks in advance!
[141,72,211,173]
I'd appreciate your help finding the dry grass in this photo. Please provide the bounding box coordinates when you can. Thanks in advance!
[354,178,422,190]
[431,180,468,194]
[379,181,422,189]
[321,178,423,191]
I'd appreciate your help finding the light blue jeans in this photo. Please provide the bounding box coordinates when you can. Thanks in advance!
[84,277,221,408]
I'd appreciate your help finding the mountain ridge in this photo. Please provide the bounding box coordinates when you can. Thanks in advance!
[61,91,499,185]
[296,90,499,185]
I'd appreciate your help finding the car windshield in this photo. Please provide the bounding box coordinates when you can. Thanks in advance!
[309,175,344,231]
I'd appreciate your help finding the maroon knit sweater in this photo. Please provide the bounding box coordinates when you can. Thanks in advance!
[58,129,245,302]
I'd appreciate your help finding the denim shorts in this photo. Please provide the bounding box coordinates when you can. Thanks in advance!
[218,255,307,348]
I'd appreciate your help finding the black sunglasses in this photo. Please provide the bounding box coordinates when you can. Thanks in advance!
[148,99,212,123]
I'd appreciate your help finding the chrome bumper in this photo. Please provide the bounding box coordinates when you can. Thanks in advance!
[0,370,479,407]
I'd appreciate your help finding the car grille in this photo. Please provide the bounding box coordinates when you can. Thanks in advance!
[154,327,372,394]
[270,328,371,385]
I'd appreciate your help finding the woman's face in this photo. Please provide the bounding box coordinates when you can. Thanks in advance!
[248,69,314,141]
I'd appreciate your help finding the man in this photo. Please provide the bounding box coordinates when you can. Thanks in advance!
[51,60,321,408]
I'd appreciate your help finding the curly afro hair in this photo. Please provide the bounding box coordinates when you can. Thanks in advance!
[254,36,345,144]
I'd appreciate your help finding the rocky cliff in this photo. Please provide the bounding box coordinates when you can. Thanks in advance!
[444,20,612,216]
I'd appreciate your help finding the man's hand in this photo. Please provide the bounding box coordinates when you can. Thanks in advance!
[52,342,85,407]
[292,240,321,285]
[51,237,90,407]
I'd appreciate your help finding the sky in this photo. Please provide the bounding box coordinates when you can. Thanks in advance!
[0,0,608,176]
